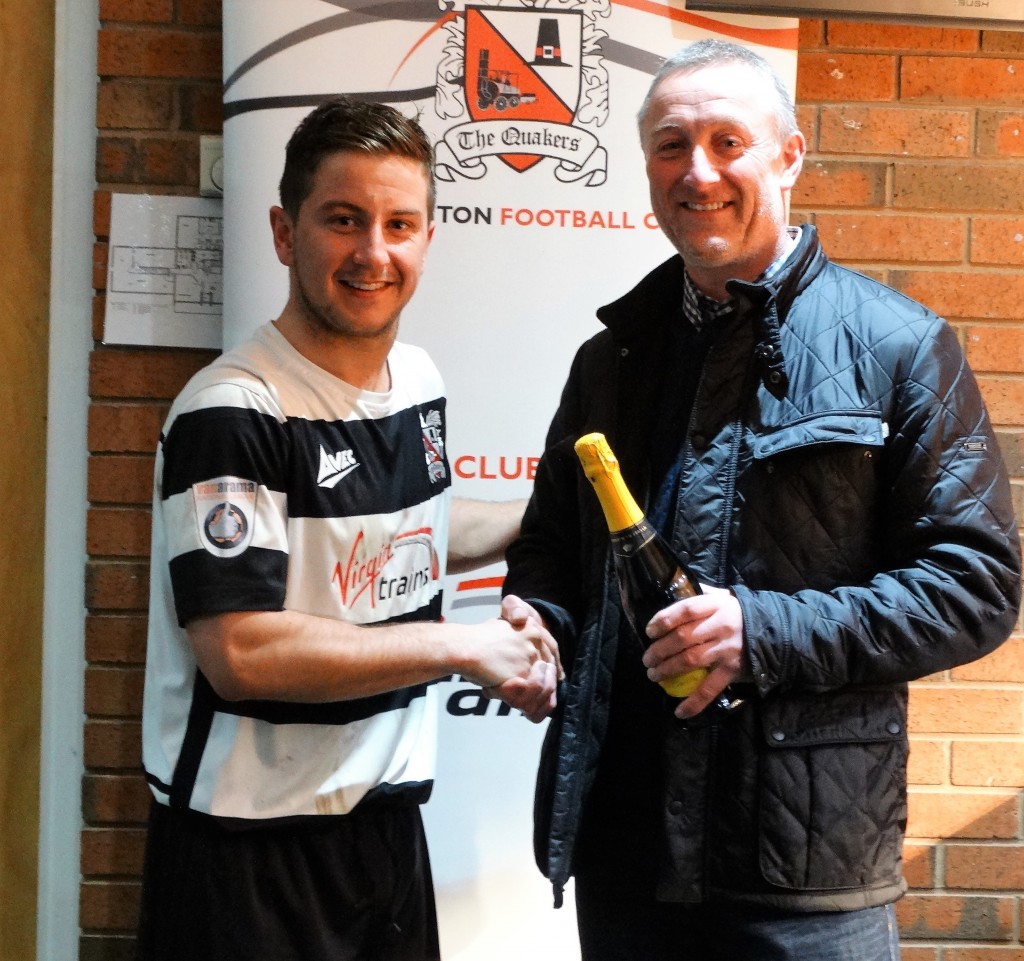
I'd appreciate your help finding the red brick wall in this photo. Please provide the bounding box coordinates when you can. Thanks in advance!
[83,9,1024,959]
[85,3,220,958]
[794,20,1024,960]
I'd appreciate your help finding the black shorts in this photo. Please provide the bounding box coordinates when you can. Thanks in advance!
[135,800,440,961]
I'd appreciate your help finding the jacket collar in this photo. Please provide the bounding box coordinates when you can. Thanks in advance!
[596,224,827,399]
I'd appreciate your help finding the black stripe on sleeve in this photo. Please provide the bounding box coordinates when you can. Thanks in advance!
[170,547,288,627]
[163,406,290,498]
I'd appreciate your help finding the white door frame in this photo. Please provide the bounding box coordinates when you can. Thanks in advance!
[37,1,96,957]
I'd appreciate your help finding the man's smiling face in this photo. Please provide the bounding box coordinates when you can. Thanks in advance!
[641,62,804,298]
[274,150,434,345]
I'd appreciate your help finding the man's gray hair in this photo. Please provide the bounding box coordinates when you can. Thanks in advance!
[637,38,798,141]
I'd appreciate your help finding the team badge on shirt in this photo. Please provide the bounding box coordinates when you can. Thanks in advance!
[421,409,447,483]
[193,476,258,558]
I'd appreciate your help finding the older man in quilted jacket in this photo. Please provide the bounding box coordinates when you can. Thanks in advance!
[503,38,1022,961]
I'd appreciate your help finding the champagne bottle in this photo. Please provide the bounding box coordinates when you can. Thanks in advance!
[574,431,708,699]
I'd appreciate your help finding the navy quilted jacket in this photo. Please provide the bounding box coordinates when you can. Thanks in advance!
[504,225,1021,911]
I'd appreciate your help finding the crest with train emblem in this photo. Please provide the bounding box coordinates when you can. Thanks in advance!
[434,1,610,185]
[421,408,448,483]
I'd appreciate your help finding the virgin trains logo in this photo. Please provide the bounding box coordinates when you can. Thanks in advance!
[332,528,441,611]
[434,1,610,185]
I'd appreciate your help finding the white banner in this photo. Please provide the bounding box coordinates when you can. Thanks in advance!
[222,3,796,957]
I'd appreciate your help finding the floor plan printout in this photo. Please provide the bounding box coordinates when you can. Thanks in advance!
[104,193,224,349]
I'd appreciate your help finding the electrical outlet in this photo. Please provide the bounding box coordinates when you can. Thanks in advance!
[200,135,224,198]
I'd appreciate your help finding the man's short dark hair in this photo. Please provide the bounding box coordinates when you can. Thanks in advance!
[278,95,436,220]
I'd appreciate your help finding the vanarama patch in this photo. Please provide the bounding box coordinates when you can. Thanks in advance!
[193,476,259,558]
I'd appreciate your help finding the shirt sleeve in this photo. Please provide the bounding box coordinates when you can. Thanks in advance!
[157,379,291,626]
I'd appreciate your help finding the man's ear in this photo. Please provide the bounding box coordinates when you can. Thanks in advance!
[780,130,806,190]
[269,205,295,268]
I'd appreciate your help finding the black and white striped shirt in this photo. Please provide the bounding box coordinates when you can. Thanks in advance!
[142,322,451,822]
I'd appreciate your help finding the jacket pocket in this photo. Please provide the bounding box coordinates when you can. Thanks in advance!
[742,411,887,594]
[757,687,908,891]
[752,410,886,458]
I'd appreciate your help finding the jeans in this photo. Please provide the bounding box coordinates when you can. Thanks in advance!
[575,880,901,961]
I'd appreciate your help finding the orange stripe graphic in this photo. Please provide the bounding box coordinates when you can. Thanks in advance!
[613,0,798,50]
[391,11,457,85]
[457,576,506,592]
[393,2,795,86]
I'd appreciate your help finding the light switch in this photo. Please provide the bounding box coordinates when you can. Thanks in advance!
[200,135,224,198]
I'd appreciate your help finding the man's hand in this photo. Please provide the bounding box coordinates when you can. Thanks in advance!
[479,594,561,723]
[642,585,747,719]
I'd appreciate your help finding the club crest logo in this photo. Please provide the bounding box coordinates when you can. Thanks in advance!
[434,1,610,185]
[204,502,249,550]
[421,408,448,483]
